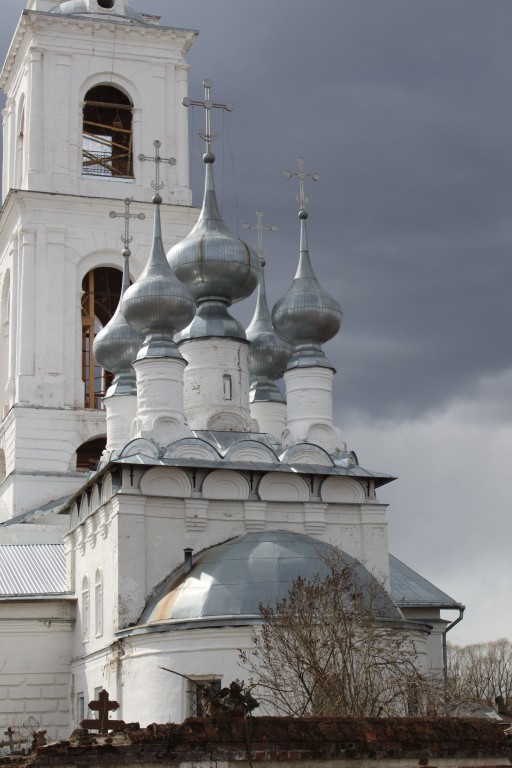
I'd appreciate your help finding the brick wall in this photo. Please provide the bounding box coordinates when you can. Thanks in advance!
[11,716,512,768]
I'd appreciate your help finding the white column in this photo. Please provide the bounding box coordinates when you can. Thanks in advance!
[180,338,257,432]
[132,357,191,446]
[249,400,287,439]
[2,98,14,200]
[175,63,192,201]
[16,229,36,403]
[104,393,137,453]
[26,48,44,183]
[284,366,344,452]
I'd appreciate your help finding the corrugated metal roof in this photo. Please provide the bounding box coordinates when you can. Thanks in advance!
[0,544,67,596]
[389,554,461,609]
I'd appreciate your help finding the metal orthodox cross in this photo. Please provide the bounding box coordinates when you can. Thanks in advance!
[182,79,234,154]
[81,689,125,735]
[109,198,145,256]
[138,139,176,193]
[243,211,277,264]
[283,157,320,211]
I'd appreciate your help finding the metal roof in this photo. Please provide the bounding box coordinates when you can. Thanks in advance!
[139,531,404,629]
[389,554,461,609]
[0,544,67,596]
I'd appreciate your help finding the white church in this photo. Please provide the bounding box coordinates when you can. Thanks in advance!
[0,0,464,744]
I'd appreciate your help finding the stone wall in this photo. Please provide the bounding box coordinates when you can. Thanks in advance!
[6,716,512,768]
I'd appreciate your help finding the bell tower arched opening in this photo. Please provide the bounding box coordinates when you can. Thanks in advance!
[81,266,122,409]
[82,85,133,179]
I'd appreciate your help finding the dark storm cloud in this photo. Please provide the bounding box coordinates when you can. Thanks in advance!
[2,0,511,419]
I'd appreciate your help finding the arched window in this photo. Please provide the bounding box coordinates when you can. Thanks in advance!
[81,576,90,641]
[76,437,107,472]
[95,568,103,637]
[81,266,122,409]
[82,85,133,178]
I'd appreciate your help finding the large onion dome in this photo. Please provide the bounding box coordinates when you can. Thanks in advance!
[93,247,144,396]
[167,152,261,340]
[272,209,342,369]
[122,194,196,360]
[246,258,291,403]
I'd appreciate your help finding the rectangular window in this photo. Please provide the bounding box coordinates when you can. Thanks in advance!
[77,694,85,727]
[223,374,232,401]
[187,678,222,717]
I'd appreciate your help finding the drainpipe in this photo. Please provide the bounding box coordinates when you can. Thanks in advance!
[442,605,465,684]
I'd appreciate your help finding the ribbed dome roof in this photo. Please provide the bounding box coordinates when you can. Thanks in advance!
[51,0,145,23]
[122,198,196,359]
[140,530,402,627]
[93,249,143,395]
[167,154,261,340]
[272,210,342,369]
[246,260,291,403]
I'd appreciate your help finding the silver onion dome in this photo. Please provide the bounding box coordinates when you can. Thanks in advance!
[272,210,342,369]
[122,195,196,360]
[167,153,261,340]
[93,247,144,396]
[246,259,291,403]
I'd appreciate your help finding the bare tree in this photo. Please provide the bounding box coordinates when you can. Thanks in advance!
[448,639,512,709]
[240,553,447,717]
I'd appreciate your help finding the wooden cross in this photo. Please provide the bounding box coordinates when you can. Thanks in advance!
[138,139,176,194]
[80,689,125,735]
[109,197,145,254]
[243,211,277,264]
[182,79,234,154]
[283,157,320,212]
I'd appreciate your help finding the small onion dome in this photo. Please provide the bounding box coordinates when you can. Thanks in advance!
[167,153,261,340]
[122,196,196,360]
[93,248,144,396]
[272,210,342,369]
[246,259,291,403]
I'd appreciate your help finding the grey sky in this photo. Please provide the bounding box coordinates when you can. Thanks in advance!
[1,0,511,643]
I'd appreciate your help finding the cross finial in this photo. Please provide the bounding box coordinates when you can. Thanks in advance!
[109,198,145,257]
[283,157,320,212]
[81,689,125,736]
[242,211,277,264]
[138,140,176,197]
[183,79,234,155]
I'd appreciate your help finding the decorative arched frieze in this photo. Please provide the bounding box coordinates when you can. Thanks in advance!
[224,441,277,464]
[202,470,250,500]
[102,472,113,502]
[164,438,221,461]
[257,473,310,502]
[139,467,192,498]
[119,438,159,459]
[280,443,334,467]
[206,411,248,432]
[320,476,365,504]
[89,484,100,515]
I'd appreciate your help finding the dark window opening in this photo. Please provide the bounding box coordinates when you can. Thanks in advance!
[81,267,122,409]
[83,85,133,178]
[188,680,222,717]
[97,0,115,8]
[76,437,107,472]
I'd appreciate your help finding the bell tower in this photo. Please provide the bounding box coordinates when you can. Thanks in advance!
[0,0,198,523]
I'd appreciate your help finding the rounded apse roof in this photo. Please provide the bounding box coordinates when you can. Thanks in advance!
[139,530,403,629]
